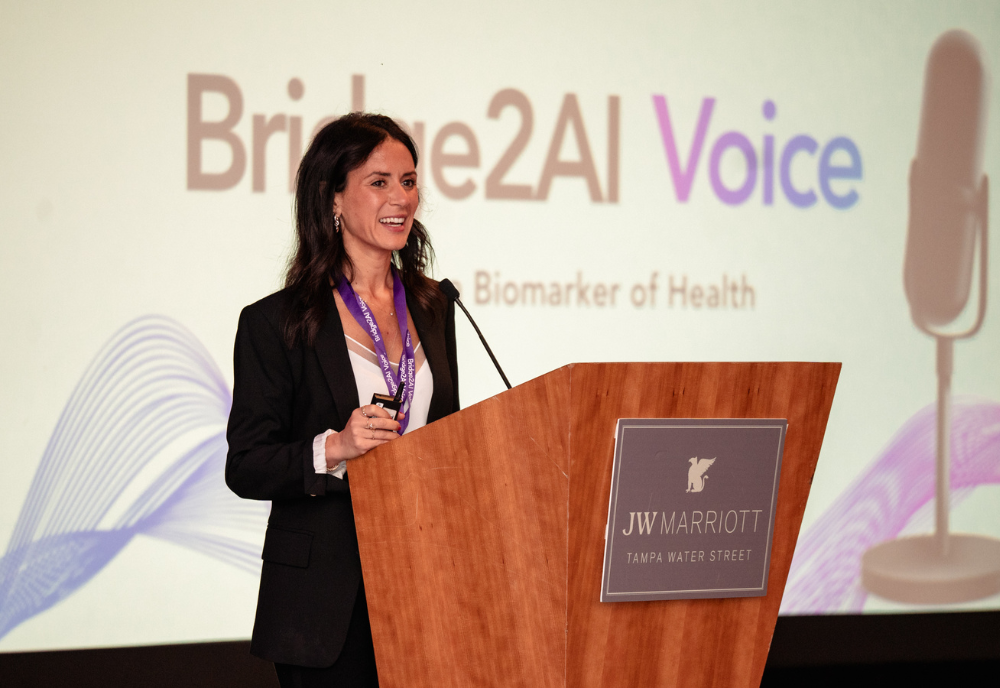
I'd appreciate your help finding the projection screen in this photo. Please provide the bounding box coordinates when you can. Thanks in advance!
[1,0,999,652]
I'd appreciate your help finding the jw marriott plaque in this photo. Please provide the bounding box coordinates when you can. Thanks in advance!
[601,418,787,602]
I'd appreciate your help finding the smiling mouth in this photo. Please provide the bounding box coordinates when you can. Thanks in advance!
[380,217,407,227]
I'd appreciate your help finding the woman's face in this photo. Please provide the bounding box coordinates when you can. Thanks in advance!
[334,138,418,260]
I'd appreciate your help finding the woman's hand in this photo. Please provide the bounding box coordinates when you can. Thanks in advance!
[325,405,406,467]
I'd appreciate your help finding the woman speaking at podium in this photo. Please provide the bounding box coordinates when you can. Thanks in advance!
[226,113,460,687]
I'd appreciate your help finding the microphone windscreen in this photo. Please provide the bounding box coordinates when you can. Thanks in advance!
[904,30,988,328]
[439,279,461,302]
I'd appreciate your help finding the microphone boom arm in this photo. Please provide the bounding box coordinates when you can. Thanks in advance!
[439,279,512,391]
[453,298,512,390]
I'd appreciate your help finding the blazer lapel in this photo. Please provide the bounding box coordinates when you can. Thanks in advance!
[408,290,451,422]
[314,285,451,428]
[314,295,359,430]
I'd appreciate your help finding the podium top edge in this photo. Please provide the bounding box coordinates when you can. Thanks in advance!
[559,361,843,366]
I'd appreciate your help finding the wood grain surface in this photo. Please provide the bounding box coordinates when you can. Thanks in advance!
[349,362,840,687]
[349,367,572,687]
[566,363,839,688]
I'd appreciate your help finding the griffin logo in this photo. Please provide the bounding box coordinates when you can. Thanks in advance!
[686,457,716,493]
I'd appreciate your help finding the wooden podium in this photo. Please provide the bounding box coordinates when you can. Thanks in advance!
[348,362,840,687]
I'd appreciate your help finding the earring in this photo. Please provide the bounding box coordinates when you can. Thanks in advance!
[334,215,341,233]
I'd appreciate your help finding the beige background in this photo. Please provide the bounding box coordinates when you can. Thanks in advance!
[1,0,999,650]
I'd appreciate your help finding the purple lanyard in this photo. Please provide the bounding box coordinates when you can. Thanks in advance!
[336,268,415,433]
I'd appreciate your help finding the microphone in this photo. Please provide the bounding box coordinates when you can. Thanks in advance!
[439,279,512,390]
[904,30,989,330]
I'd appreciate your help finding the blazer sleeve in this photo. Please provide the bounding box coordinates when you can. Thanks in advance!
[225,303,317,501]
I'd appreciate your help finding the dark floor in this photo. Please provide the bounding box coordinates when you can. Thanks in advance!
[762,660,999,687]
[1,612,998,687]
[0,641,277,688]
[2,650,997,688]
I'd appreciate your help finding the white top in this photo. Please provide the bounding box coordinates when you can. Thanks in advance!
[313,335,434,478]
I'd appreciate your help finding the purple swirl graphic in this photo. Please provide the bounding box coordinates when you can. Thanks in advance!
[781,397,1000,613]
[0,316,268,640]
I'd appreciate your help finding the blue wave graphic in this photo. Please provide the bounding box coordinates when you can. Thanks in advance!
[0,316,269,640]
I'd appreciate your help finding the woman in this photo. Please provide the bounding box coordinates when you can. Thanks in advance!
[226,113,459,687]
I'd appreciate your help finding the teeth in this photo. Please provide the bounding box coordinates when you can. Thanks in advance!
[381,218,405,225]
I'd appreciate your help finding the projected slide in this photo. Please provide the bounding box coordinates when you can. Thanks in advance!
[1,1,999,652]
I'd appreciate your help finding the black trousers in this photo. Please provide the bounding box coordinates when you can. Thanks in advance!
[274,580,379,687]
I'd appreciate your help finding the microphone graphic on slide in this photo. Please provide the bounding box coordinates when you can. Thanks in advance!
[904,31,989,331]
[440,279,512,390]
[862,30,1000,605]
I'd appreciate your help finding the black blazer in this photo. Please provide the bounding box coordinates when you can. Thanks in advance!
[225,284,459,668]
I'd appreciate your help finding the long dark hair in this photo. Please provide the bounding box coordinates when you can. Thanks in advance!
[283,113,436,348]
